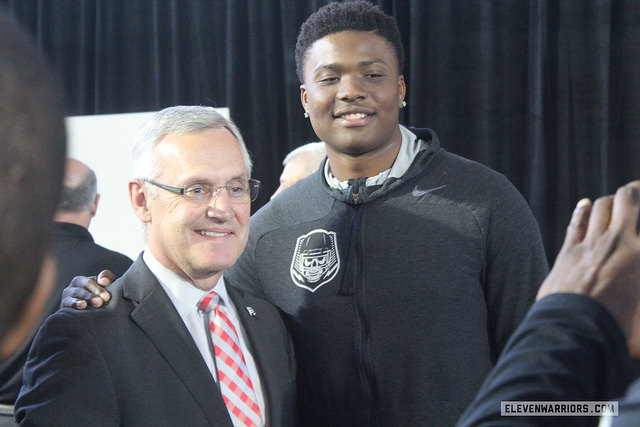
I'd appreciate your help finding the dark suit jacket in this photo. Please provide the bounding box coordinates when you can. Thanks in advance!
[0,222,133,405]
[49,222,133,292]
[15,256,297,426]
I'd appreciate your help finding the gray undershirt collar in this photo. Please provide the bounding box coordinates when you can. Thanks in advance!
[324,125,420,190]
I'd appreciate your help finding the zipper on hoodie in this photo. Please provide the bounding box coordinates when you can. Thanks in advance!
[349,179,379,424]
[350,179,362,204]
[354,240,380,425]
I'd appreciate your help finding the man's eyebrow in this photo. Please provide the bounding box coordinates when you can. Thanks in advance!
[313,63,342,74]
[181,174,248,185]
[312,59,386,74]
[356,59,386,67]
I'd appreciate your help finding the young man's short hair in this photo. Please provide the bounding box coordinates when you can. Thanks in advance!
[294,0,405,83]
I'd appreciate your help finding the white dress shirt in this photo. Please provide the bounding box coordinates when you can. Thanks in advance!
[142,249,266,422]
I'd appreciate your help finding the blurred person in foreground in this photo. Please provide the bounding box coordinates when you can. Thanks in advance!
[0,7,67,425]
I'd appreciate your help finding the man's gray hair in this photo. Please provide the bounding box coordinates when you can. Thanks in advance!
[132,106,253,182]
[57,168,97,212]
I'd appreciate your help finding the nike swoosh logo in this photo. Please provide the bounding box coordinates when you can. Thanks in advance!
[412,184,448,197]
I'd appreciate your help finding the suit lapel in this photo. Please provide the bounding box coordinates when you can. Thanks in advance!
[121,257,232,426]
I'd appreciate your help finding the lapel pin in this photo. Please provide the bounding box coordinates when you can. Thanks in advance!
[246,306,257,317]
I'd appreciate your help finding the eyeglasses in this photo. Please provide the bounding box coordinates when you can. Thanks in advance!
[143,178,260,204]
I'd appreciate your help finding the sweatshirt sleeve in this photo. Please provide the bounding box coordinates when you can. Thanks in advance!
[481,178,549,361]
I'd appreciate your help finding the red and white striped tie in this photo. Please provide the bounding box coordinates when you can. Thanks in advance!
[199,290,262,427]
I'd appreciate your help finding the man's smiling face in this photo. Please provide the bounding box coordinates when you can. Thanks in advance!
[300,30,406,159]
[144,128,251,283]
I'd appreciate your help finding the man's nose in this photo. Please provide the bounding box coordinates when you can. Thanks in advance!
[206,188,234,220]
[337,75,366,101]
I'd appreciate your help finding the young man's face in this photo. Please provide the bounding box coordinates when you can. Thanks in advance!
[143,128,251,284]
[300,30,405,160]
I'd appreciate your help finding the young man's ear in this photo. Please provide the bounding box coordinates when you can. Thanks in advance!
[300,85,309,117]
[398,75,406,108]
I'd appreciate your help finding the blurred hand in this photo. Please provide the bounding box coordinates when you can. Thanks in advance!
[537,180,640,358]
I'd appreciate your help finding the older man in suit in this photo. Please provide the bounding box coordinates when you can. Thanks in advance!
[15,106,297,426]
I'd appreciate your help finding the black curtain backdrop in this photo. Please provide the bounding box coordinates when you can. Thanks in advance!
[2,0,639,262]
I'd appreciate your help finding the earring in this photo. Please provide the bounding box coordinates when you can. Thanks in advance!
[304,111,309,118]
[402,101,407,108]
